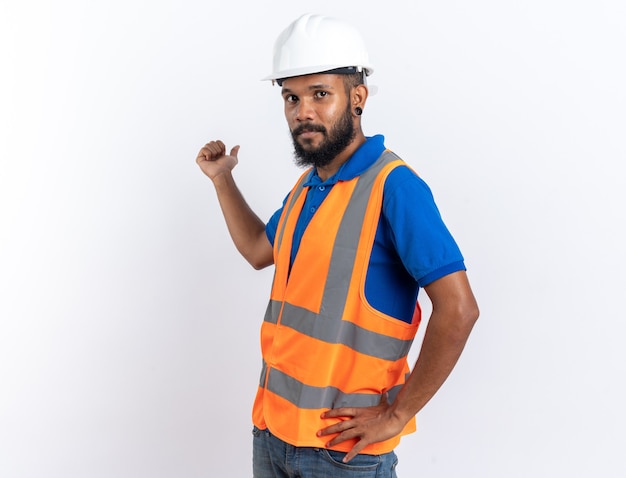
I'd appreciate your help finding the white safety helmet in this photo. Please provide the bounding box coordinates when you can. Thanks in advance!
[263,13,374,85]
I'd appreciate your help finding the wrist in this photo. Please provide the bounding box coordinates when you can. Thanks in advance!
[389,397,417,426]
[211,170,234,188]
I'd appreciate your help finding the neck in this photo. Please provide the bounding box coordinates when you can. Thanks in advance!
[316,132,367,181]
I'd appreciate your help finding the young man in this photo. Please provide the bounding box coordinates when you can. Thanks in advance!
[196,13,479,478]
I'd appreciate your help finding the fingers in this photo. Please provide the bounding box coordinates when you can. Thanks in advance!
[317,419,349,437]
[316,416,374,463]
[319,423,384,464]
[320,424,371,463]
[321,395,386,421]
[344,442,368,463]
[317,408,354,438]
[321,407,355,420]
[196,140,228,163]
[325,427,360,446]
[316,394,398,463]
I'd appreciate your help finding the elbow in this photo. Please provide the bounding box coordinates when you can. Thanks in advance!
[250,259,271,270]
[425,271,479,345]
[236,244,273,270]
[457,299,480,335]
[438,300,479,344]
[464,301,480,328]
[239,234,273,271]
[246,253,274,271]
[453,306,479,349]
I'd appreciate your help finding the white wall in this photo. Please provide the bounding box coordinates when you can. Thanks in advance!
[1,1,625,476]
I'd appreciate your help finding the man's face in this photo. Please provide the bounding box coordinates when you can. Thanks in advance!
[281,74,355,168]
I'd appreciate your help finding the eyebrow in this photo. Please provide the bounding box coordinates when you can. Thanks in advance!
[281,83,335,95]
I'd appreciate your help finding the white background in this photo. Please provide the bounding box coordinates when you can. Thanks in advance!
[1,1,625,476]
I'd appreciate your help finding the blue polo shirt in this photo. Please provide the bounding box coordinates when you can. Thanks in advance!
[266,135,465,323]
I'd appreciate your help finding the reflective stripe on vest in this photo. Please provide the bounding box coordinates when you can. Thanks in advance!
[263,301,414,361]
[259,358,410,408]
[253,151,420,454]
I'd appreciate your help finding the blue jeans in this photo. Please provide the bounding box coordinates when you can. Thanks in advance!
[252,426,399,477]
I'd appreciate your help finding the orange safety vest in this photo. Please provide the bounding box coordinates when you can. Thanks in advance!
[252,151,421,455]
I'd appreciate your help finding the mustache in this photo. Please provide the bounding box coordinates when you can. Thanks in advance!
[292,123,327,136]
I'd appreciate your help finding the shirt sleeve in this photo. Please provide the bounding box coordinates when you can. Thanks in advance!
[383,166,466,287]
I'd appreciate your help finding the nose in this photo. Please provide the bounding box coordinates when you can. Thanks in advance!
[294,97,315,122]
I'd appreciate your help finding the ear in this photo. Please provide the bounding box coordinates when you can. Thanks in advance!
[351,84,369,110]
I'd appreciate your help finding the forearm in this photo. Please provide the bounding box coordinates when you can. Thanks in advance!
[391,309,477,423]
[212,172,273,269]
[391,271,479,424]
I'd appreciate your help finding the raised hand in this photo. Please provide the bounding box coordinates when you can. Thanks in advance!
[196,140,241,181]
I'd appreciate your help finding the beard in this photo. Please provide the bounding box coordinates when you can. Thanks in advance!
[290,104,356,169]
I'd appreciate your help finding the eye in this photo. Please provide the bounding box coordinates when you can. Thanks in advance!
[284,94,298,103]
[315,91,328,99]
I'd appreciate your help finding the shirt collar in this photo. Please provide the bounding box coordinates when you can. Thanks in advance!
[303,135,386,187]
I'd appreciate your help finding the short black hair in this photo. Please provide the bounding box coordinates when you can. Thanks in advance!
[276,67,366,89]
[342,71,365,95]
